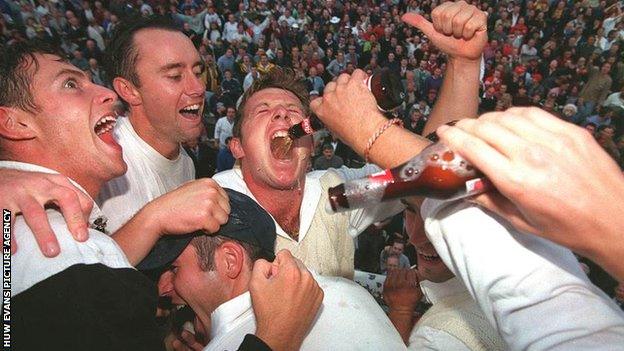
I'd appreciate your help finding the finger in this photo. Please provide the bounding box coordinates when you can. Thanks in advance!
[402,13,438,40]
[252,259,273,280]
[350,69,368,85]
[310,96,324,117]
[480,110,564,148]
[439,3,465,36]
[20,199,60,257]
[408,269,419,286]
[172,339,190,351]
[324,81,337,94]
[49,186,89,241]
[274,248,295,265]
[213,185,231,214]
[462,11,487,40]
[47,174,93,220]
[180,330,203,350]
[453,117,528,159]
[336,73,350,85]
[470,192,540,234]
[430,2,453,33]
[436,123,511,185]
[450,5,474,39]
[507,107,578,135]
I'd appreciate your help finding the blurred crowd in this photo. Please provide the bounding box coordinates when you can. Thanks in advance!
[3,0,623,171]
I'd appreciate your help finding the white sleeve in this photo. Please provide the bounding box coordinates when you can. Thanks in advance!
[214,119,221,139]
[408,326,472,351]
[330,165,405,237]
[421,199,624,350]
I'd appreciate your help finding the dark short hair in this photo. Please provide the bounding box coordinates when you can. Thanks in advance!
[0,41,66,113]
[233,67,309,139]
[190,235,274,271]
[106,15,179,87]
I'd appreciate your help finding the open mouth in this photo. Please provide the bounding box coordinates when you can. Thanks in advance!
[179,103,202,119]
[270,130,293,160]
[94,115,117,146]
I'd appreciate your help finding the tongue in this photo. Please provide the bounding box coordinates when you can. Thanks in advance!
[98,130,118,146]
[270,136,292,159]
[180,111,199,119]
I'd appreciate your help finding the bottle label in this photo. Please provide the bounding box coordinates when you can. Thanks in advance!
[301,118,314,135]
[465,177,491,195]
[369,169,395,183]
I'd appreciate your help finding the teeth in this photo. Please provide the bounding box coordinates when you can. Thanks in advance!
[94,115,117,135]
[272,130,288,139]
[417,250,440,261]
[180,104,201,112]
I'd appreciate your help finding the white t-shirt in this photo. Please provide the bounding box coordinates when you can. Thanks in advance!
[205,274,406,351]
[97,117,195,232]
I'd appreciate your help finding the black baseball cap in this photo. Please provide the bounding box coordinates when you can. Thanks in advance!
[137,188,277,271]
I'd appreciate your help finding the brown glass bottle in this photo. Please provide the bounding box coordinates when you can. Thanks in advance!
[287,68,405,140]
[327,142,491,213]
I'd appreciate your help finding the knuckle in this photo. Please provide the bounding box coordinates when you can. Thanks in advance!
[452,16,463,27]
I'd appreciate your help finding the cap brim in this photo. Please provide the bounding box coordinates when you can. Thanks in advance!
[136,232,200,271]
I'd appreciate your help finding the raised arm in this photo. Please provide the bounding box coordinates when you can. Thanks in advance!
[112,178,230,266]
[402,1,487,136]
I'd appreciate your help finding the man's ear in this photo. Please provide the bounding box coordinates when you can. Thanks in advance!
[0,107,37,140]
[230,137,245,159]
[219,242,246,279]
[112,77,142,106]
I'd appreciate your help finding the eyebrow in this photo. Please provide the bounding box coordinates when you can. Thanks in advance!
[54,68,88,80]
[159,61,203,72]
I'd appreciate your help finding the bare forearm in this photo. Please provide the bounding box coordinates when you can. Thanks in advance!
[112,205,161,266]
[423,58,481,136]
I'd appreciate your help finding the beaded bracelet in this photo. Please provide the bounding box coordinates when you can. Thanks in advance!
[364,118,403,162]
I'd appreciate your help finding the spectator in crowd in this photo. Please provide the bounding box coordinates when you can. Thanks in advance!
[183,135,216,179]
[214,106,236,150]
[385,254,401,272]
[380,239,411,273]
[313,143,343,170]
[217,47,236,75]
[216,136,235,173]
[580,62,614,115]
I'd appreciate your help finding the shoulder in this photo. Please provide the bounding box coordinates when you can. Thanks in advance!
[12,210,131,295]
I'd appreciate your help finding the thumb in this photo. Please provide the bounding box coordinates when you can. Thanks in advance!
[401,13,439,41]
[252,259,273,280]
[309,95,323,116]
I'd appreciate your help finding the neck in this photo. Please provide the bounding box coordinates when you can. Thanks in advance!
[128,109,180,159]
[242,166,304,236]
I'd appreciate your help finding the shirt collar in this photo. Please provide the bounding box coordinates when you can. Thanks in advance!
[226,168,321,242]
[210,291,253,339]
[0,160,108,233]
[419,276,466,304]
